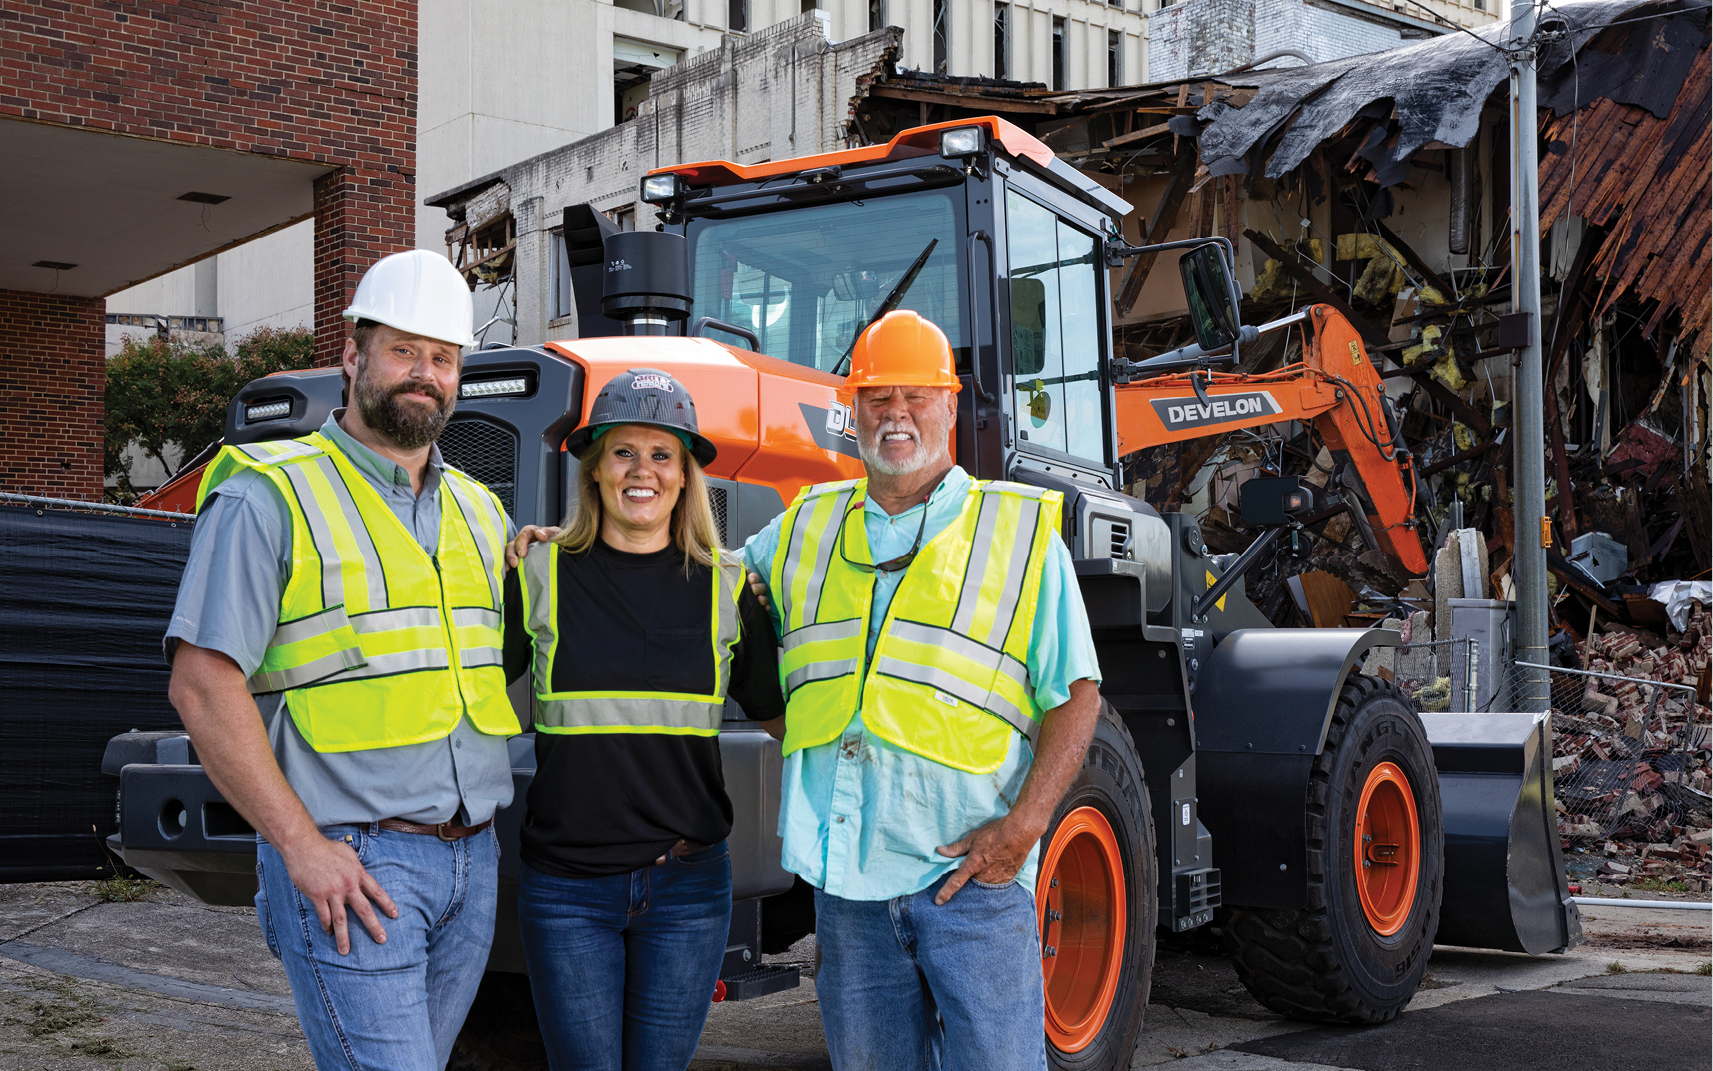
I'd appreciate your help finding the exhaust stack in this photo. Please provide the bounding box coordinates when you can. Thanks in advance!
[601,231,691,337]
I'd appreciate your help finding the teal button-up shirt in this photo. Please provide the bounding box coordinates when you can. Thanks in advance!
[742,465,1101,901]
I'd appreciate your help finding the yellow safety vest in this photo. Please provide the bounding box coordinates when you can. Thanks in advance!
[769,477,1062,774]
[519,542,745,736]
[196,432,518,753]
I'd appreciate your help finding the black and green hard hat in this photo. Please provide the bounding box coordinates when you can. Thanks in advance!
[564,367,717,466]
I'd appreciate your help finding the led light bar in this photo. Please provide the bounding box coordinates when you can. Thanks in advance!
[460,376,529,399]
[244,399,292,422]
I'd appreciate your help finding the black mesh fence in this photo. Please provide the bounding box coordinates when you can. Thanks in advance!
[0,500,193,881]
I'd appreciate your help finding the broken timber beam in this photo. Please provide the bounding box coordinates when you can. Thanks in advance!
[1369,219,1457,302]
[868,85,1058,114]
[1408,373,1491,436]
[1116,138,1198,315]
[1243,229,1392,349]
[1103,122,1172,149]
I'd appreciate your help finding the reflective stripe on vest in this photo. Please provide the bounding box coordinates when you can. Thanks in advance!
[519,542,744,736]
[196,433,518,753]
[770,477,1062,774]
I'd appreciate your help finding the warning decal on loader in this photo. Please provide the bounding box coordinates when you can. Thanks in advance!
[1150,390,1284,431]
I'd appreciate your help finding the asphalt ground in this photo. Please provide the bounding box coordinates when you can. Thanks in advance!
[0,880,1704,1071]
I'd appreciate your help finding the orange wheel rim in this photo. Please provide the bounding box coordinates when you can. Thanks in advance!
[1036,806,1126,1053]
[1354,761,1420,936]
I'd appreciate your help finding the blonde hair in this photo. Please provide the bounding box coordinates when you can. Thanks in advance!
[553,427,721,570]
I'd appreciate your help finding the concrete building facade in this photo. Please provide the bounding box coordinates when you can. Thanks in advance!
[106,0,1147,352]
[1148,0,1496,82]
[3,0,418,497]
[427,15,899,347]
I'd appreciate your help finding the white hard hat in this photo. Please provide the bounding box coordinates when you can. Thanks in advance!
[342,249,475,348]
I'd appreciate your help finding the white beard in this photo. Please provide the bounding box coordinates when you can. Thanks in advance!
[858,420,948,476]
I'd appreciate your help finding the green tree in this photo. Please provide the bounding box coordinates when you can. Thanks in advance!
[105,326,316,497]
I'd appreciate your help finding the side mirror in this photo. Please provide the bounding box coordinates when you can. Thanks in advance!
[1179,244,1240,352]
[1240,476,1313,528]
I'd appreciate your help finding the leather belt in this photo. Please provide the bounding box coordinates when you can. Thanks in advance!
[377,817,493,842]
[654,838,712,865]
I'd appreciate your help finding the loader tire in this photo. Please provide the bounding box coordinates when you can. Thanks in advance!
[1224,674,1442,1024]
[1039,700,1157,1071]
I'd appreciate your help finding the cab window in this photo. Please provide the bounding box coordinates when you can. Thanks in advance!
[1005,190,1103,462]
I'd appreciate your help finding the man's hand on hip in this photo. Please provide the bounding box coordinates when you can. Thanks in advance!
[932,678,1101,905]
[934,812,1044,904]
[277,834,398,955]
[169,642,401,956]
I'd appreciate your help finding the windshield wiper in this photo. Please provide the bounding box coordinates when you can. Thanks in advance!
[832,238,938,377]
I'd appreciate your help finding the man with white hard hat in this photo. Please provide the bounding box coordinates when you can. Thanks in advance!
[165,249,518,1068]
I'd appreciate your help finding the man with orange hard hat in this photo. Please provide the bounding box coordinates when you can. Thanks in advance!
[741,310,1103,1068]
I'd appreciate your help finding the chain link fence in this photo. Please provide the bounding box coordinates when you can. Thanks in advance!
[1490,661,1709,850]
[1361,637,1481,713]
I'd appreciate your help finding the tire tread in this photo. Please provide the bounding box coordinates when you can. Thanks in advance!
[1223,674,1440,1025]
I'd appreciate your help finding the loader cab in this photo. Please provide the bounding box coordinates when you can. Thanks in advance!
[653,117,1132,495]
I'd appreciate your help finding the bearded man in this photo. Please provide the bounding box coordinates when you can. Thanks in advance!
[740,311,1103,1070]
[165,250,518,1069]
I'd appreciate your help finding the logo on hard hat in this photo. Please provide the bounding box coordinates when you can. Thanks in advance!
[631,373,674,392]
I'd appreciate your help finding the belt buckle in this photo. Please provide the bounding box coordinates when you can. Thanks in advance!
[436,822,458,842]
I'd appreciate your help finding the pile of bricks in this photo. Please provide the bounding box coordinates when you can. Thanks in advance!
[1553,602,1712,892]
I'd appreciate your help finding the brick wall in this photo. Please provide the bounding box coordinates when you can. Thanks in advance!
[0,291,105,498]
[2,0,420,366]
[2,1,418,494]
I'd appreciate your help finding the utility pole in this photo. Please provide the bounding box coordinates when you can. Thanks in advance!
[1509,0,1550,712]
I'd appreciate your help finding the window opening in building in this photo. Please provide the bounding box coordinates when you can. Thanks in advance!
[869,0,885,32]
[1051,18,1066,90]
[613,37,683,126]
[933,0,950,73]
[1005,189,1104,463]
[730,0,747,31]
[1108,30,1122,87]
[994,3,1009,80]
[801,0,816,12]
[688,191,970,374]
[551,229,571,320]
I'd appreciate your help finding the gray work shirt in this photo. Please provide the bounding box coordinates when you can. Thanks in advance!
[163,412,517,828]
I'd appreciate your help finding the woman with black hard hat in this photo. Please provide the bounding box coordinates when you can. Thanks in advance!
[502,368,784,1070]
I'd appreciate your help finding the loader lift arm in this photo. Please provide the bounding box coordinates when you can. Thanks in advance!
[1112,303,1429,576]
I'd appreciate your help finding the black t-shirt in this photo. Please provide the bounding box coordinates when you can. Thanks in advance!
[501,539,784,878]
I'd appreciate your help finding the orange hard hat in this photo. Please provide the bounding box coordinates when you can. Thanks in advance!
[838,310,962,403]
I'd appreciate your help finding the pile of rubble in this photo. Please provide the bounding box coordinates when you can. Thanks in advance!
[1554,602,1712,892]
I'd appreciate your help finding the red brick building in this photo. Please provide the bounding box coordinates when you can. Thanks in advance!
[1,1,418,497]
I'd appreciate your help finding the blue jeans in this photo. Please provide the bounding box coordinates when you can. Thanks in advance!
[517,843,732,1071]
[255,824,498,1071]
[814,873,1047,1071]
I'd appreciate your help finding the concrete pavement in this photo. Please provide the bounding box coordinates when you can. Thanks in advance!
[0,880,1703,1070]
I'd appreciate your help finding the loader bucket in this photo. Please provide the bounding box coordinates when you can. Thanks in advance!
[1419,712,1583,954]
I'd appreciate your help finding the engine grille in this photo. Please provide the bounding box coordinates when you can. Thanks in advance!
[709,485,729,546]
[439,418,518,521]
[1108,520,1131,559]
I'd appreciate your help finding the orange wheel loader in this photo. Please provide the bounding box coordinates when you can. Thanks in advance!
[0,116,1581,1070]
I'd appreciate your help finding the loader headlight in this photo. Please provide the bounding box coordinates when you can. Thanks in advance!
[641,173,684,205]
[1240,476,1315,528]
[460,375,530,399]
[244,398,292,423]
[939,126,984,159]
